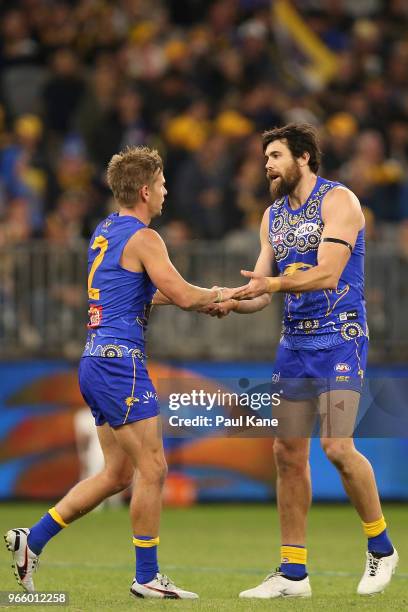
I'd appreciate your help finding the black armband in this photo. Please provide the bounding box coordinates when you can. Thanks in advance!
[322,237,352,253]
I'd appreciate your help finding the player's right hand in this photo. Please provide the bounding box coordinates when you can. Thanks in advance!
[202,299,238,318]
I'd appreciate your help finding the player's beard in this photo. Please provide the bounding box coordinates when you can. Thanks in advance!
[268,160,302,200]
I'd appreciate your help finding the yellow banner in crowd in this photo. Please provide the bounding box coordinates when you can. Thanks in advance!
[273,0,339,89]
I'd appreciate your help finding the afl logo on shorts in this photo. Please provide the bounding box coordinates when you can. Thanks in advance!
[334,363,351,373]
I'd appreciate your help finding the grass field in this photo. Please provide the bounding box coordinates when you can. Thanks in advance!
[0,503,407,611]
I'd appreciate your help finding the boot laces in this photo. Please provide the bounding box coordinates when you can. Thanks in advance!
[367,553,381,577]
[157,573,174,589]
[263,568,283,582]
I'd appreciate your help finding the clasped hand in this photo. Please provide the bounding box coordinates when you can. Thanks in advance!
[200,270,274,318]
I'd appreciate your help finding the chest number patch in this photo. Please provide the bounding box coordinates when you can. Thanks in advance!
[88,235,109,300]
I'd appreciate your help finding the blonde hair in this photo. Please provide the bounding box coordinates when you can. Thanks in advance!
[107,146,163,207]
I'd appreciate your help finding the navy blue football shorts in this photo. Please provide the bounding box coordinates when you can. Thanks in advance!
[78,356,160,427]
[272,336,368,400]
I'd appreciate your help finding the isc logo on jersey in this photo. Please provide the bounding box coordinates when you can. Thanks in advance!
[295,222,319,237]
[334,363,351,373]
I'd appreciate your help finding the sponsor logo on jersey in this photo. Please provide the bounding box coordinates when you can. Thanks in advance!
[295,222,319,237]
[339,310,358,322]
[334,362,351,373]
[336,375,350,382]
[87,304,103,328]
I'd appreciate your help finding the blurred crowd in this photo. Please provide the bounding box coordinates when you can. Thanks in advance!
[0,0,408,253]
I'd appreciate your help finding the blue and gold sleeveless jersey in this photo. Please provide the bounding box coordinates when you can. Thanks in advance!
[82,213,156,357]
[268,176,368,349]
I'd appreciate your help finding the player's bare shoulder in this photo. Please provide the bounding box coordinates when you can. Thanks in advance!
[122,227,166,272]
[260,205,273,246]
[262,204,272,221]
[128,227,166,252]
[322,185,365,229]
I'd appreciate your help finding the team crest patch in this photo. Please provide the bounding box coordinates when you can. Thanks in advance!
[334,363,351,373]
[101,219,112,232]
[87,305,102,328]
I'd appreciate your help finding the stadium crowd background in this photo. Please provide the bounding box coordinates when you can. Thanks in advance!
[0,0,408,253]
[0,1,407,514]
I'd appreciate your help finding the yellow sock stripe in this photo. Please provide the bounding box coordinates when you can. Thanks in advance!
[281,545,307,565]
[48,507,68,528]
[133,536,160,548]
[363,516,387,538]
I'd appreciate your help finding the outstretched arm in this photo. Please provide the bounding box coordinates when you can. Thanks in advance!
[234,188,364,299]
[152,290,172,305]
[125,228,242,309]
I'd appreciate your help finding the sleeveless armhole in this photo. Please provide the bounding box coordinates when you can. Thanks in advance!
[268,205,274,245]
[318,182,344,223]
[116,225,146,275]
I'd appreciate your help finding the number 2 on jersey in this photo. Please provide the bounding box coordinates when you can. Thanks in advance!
[88,235,108,299]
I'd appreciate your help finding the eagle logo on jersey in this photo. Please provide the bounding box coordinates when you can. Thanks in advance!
[283,262,313,276]
[282,262,314,318]
[283,262,313,300]
[323,285,350,316]
[125,396,139,407]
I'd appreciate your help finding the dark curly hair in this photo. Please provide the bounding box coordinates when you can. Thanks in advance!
[262,123,321,173]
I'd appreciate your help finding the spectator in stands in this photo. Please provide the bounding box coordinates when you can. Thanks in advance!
[0,0,406,243]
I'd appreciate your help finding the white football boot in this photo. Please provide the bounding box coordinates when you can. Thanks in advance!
[239,569,312,599]
[357,549,399,595]
[130,573,199,599]
[4,528,39,592]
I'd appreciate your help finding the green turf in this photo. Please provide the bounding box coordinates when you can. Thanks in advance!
[0,503,407,611]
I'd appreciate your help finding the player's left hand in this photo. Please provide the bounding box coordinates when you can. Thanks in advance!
[233,270,276,299]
